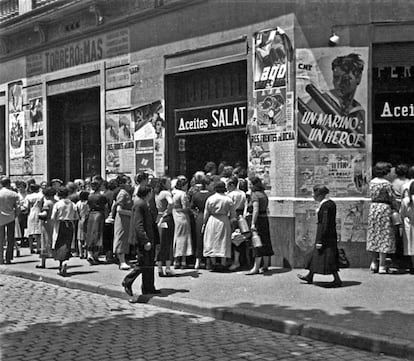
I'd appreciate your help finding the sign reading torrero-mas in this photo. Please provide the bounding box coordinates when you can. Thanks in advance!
[26,29,130,77]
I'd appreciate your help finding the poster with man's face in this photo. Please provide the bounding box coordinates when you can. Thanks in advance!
[296,47,368,149]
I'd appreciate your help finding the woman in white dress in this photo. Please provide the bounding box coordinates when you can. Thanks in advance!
[202,181,236,271]
[172,178,192,268]
[400,181,414,274]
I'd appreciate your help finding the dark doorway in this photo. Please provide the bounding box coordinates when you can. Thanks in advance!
[373,122,414,166]
[0,105,5,175]
[48,88,100,181]
[166,60,247,178]
[184,131,247,179]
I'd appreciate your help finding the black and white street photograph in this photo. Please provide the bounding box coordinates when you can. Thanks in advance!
[0,0,414,360]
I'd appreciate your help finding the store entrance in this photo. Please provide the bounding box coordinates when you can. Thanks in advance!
[373,122,414,166]
[48,88,100,181]
[184,131,247,179]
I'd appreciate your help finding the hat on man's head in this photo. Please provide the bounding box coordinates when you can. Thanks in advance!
[51,178,63,185]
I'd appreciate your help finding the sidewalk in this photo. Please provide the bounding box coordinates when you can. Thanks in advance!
[1,248,414,360]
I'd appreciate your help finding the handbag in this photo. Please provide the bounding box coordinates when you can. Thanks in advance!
[337,248,350,268]
[391,211,402,226]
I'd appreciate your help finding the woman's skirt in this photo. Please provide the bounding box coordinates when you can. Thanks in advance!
[85,211,104,252]
[113,212,131,255]
[157,214,175,262]
[172,209,193,257]
[203,213,231,258]
[40,220,54,258]
[54,221,74,262]
[366,203,396,253]
[253,216,274,258]
[27,206,41,236]
[306,246,339,274]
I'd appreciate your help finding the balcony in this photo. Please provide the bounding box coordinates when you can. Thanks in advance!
[33,0,60,9]
[0,0,18,22]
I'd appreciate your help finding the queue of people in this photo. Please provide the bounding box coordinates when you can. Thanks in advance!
[0,161,275,295]
[367,162,414,274]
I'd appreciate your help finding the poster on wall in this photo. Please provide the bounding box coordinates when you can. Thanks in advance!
[133,100,165,176]
[297,149,368,197]
[254,27,292,90]
[105,112,135,175]
[135,139,154,174]
[295,199,368,250]
[297,48,368,149]
[27,98,44,138]
[9,112,25,159]
[249,27,294,191]
[296,47,369,197]
[9,81,25,161]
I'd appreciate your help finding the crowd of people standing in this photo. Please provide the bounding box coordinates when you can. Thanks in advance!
[0,161,275,289]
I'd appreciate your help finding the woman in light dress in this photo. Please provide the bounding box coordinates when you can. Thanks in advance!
[154,177,175,276]
[366,162,396,274]
[36,187,56,269]
[172,178,193,269]
[51,187,78,276]
[399,181,414,274]
[26,183,43,254]
[112,176,134,270]
[202,181,236,271]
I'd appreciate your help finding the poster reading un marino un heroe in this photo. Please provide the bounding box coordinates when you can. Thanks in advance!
[296,47,368,149]
[296,48,369,197]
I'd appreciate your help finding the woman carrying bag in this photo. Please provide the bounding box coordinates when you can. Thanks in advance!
[297,185,342,287]
[245,177,274,275]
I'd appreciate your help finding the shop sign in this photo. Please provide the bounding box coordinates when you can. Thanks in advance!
[26,28,130,77]
[175,102,247,136]
[374,92,414,121]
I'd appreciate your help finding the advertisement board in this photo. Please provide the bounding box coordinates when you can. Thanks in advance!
[296,47,369,197]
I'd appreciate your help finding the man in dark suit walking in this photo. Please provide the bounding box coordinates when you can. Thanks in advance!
[122,185,160,298]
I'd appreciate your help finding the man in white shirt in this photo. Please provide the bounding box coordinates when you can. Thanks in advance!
[0,177,20,264]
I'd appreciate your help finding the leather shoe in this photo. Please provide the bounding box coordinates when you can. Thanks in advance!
[87,258,99,266]
[330,280,343,288]
[142,289,161,295]
[297,274,313,284]
[245,269,260,275]
[122,281,133,296]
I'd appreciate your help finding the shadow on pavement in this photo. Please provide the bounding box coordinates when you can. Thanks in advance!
[262,268,292,276]
[2,297,413,361]
[174,271,201,278]
[312,280,362,288]
[133,288,190,303]
[65,270,99,277]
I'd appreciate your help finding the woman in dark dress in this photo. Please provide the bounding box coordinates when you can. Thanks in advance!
[191,178,212,269]
[51,187,78,276]
[246,177,274,275]
[297,185,342,287]
[85,180,108,265]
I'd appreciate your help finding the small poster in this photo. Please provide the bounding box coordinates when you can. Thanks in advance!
[9,112,25,159]
[135,139,154,174]
[133,100,165,176]
[28,98,44,138]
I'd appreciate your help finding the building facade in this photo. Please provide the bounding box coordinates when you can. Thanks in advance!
[1,0,414,267]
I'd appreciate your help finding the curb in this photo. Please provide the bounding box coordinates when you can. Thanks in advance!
[1,267,413,360]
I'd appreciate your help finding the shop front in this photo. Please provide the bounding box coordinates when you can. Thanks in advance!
[166,61,248,179]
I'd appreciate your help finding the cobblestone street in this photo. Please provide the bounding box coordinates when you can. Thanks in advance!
[0,275,407,361]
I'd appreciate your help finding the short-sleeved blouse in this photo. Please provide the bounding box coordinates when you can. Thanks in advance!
[248,191,268,214]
